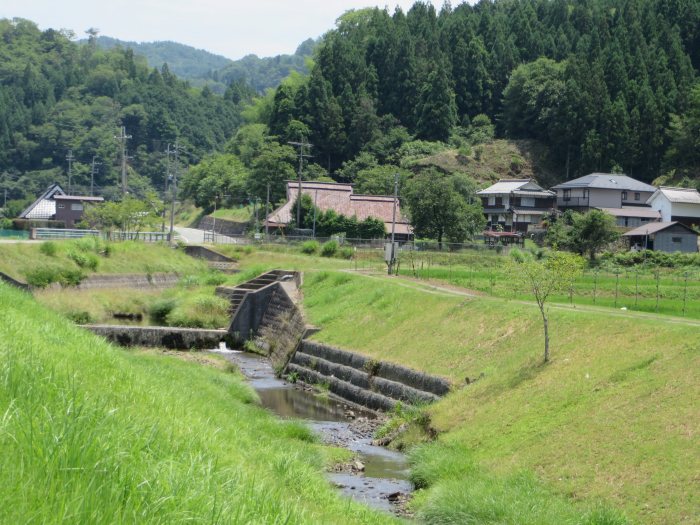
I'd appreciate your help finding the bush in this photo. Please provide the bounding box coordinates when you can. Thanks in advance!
[300,240,320,254]
[25,266,84,287]
[66,310,94,324]
[338,247,354,260]
[149,297,178,324]
[320,240,338,257]
[166,294,230,329]
[67,250,99,271]
[39,241,58,257]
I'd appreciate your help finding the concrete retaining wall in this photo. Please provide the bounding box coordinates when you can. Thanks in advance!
[74,273,180,290]
[182,245,235,262]
[84,325,230,349]
[198,216,248,236]
[0,271,30,291]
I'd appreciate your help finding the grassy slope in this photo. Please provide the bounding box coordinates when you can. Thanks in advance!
[0,241,207,282]
[0,282,394,524]
[298,271,698,524]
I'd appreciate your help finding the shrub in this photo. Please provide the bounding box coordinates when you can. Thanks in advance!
[24,266,84,287]
[149,297,178,324]
[67,250,99,271]
[66,310,94,324]
[320,240,338,257]
[338,246,354,260]
[300,240,320,255]
[39,241,58,257]
[166,294,230,329]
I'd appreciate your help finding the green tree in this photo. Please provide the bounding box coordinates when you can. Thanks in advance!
[247,142,296,202]
[569,209,620,261]
[513,251,584,363]
[415,65,457,142]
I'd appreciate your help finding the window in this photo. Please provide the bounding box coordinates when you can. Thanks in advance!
[583,189,589,199]
[634,192,640,201]
[671,237,682,243]
[57,203,65,209]
[622,191,628,200]
[488,196,495,206]
[521,197,535,207]
[70,203,83,211]
[563,189,571,201]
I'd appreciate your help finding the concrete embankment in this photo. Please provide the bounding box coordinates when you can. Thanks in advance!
[287,341,451,411]
[85,325,230,349]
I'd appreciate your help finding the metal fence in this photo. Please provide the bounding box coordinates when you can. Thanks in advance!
[33,228,169,243]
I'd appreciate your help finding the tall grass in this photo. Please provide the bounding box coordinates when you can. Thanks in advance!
[0,283,394,524]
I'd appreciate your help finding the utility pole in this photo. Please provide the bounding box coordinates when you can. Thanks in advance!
[168,140,182,245]
[287,138,312,229]
[312,189,318,238]
[66,149,75,194]
[265,182,270,239]
[90,156,101,197]
[388,172,399,275]
[115,126,132,195]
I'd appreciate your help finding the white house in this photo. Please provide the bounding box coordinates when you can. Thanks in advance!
[646,187,700,228]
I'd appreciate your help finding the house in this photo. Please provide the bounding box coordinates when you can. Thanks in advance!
[54,195,104,228]
[552,173,656,211]
[18,183,66,220]
[476,179,555,232]
[595,207,661,229]
[622,222,698,253]
[265,181,412,240]
[646,187,700,228]
[18,183,103,227]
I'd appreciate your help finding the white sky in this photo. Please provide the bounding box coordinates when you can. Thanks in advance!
[3,0,451,60]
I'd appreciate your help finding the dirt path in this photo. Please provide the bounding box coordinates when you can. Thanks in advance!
[347,269,700,328]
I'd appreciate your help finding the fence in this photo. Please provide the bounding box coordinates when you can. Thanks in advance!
[32,228,169,243]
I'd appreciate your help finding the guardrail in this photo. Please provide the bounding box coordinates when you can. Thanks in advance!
[34,228,100,239]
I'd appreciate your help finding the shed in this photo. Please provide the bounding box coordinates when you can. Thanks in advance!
[622,221,698,253]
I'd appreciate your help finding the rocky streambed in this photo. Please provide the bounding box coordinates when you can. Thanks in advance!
[211,348,413,516]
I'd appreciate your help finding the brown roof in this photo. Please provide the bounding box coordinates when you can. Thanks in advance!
[622,221,697,236]
[266,181,412,234]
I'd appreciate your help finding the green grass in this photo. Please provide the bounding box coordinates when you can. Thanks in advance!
[396,250,700,319]
[0,282,395,524]
[0,240,208,284]
[210,205,253,222]
[292,269,699,525]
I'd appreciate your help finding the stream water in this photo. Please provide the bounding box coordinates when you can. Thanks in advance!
[210,347,412,515]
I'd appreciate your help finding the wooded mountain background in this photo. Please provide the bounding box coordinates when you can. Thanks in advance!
[1,0,699,221]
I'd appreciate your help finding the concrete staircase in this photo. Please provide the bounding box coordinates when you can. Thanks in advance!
[286,341,450,411]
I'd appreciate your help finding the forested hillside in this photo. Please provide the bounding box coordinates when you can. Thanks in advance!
[0,19,252,211]
[264,0,699,183]
[91,35,314,94]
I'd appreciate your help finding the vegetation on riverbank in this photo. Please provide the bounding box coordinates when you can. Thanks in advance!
[297,269,698,524]
[0,239,207,285]
[0,282,394,524]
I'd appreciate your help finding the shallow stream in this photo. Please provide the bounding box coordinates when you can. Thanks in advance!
[210,348,412,514]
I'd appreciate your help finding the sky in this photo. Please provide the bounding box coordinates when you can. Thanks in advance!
[3,0,449,60]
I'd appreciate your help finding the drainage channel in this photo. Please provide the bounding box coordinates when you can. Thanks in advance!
[210,348,412,515]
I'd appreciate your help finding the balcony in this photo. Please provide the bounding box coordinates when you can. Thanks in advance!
[557,196,589,207]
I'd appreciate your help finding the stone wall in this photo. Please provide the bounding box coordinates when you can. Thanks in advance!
[198,216,248,236]
[85,325,230,349]
[74,273,180,290]
[182,245,235,262]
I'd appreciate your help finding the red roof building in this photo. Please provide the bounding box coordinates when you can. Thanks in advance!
[266,181,413,238]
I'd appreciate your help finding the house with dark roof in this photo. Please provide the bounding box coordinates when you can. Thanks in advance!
[646,187,700,228]
[476,179,555,232]
[552,173,658,229]
[265,181,412,240]
[623,221,698,253]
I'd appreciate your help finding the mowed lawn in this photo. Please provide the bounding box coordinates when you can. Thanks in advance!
[300,270,699,524]
[0,282,395,524]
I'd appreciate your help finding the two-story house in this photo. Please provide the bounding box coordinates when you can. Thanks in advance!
[646,187,700,228]
[552,173,659,229]
[477,179,555,232]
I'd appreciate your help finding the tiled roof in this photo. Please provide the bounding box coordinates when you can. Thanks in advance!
[622,221,697,236]
[477,179,530,194]
[266,181,412,234]
[54,195,104,202]
[552,173,656,192]
[650,187,700,205]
